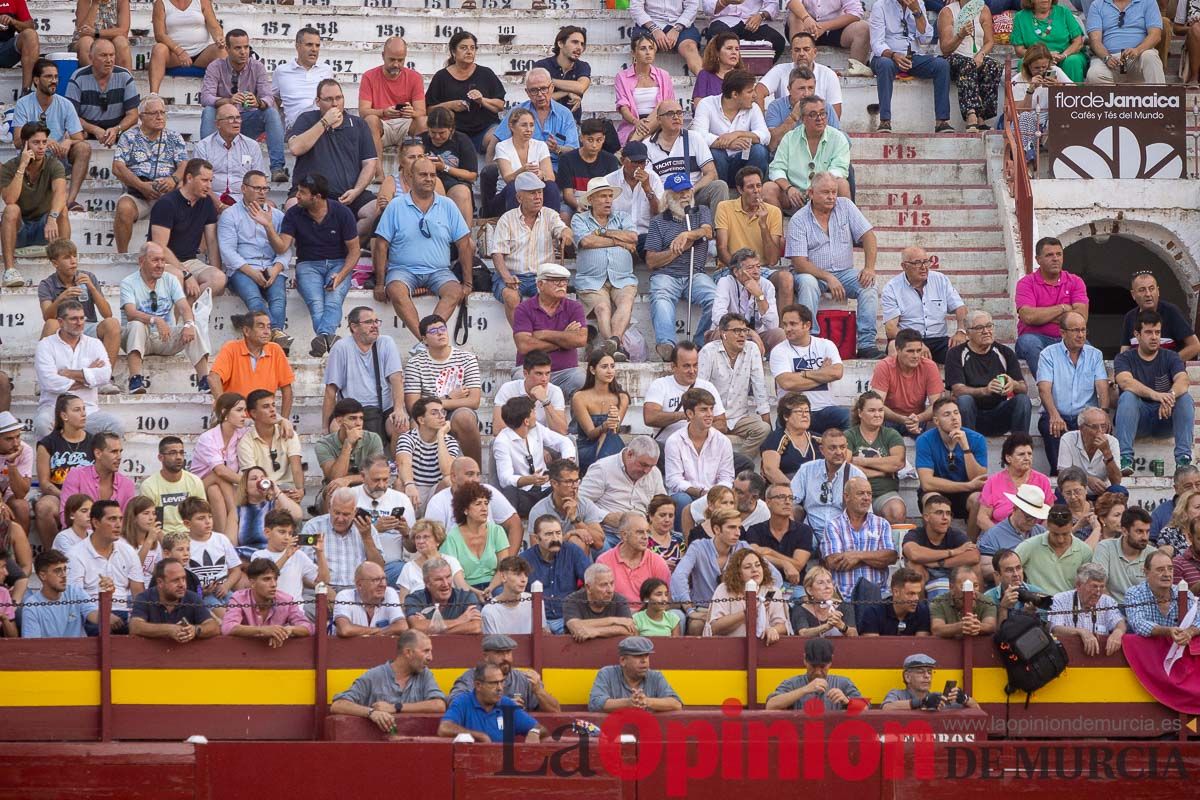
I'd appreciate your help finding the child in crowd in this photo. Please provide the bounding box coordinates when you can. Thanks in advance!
[162,532,202,594]
[181,497,242,618]
[634,578,681,636]
[252,509,328,602]
[52,494,93,554]
[483,556,544,635]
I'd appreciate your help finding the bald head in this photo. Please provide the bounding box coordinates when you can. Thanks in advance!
[450,456,482,486]
[382,36,409,76]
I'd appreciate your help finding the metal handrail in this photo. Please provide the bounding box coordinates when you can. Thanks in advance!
[1001,57,1035,274]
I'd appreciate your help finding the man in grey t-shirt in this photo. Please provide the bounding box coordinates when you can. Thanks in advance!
[448,634,561,712]
[588,636,684,712]
[329,629,447,732]
[323,305,408,451]
[764,638,862,711]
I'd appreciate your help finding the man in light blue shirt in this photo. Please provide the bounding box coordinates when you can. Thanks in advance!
[792,429,869,542]
[373,156,474,340]
[570,178,638,353]
[1036,311,1110,473]
[880,246,967,364]
[217,171,291,343]
[1085,0,1165,84]
[765,66,842,132]
[14,58,91,213]
[489,69,580,171]
[869,0,951,131]
[20,550,104,638]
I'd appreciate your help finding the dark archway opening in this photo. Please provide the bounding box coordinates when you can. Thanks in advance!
[1064,236,1191,358]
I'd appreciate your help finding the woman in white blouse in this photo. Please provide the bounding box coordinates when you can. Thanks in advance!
[705,548,791,643]
[490,107,560,214]
[395,519,471,602]
[493,395,577,519]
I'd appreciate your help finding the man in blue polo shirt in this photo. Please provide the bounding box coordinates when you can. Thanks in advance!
[438,661,549,743]
[1085,0,1165,85]
[1036,311,1110,476]
[487,68,580,171]
[520,515,591,635]
[373,156,474,343]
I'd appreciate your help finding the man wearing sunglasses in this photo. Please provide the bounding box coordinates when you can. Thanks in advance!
[791,428,867,547]
[1084,0,1166,85]
[14,59,92,216]
[66,38,140,148]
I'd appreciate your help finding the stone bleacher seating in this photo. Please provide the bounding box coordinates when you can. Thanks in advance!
[1,0,1196,544]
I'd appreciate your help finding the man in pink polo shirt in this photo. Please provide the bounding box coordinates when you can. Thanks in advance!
[1014,236,1088,371]
[871,328,945,439]
[58,432,136,526]
[596,511,671,610]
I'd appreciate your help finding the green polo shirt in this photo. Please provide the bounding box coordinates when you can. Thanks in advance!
[929,592,998,625]
[1091,537,1153,604]
[1015,534,1093,595]
[313,430,384,479]
[767,125,850,192]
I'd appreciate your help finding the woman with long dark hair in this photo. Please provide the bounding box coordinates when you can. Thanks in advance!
[35,394,93,545]
[424,31,507,152]
[571,351,630,473]
[693,32,745,102]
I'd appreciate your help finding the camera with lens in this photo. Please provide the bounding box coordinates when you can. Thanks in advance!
[1016,587,1054,609]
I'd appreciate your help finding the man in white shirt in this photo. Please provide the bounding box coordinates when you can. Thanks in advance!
[664,388,735,519]
[493,351,568,436]
[579,436,667,531]
[352,454,415,585]
[691,70,770,187]
[698,311,771,461]
[605,141,664,249]
[642,341,728,447]
[761,31,844,119]
[67,500,144,632]
[494,396,577,520]
[769,303,850,431]
[333,561,409,637]
[272,27,334,132]
[425,457,524,552]
[34,300,122,438]
[645,98,728,216]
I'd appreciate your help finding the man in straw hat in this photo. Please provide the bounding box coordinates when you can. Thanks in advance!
[977,483,1050,584]
[570,177,638,361]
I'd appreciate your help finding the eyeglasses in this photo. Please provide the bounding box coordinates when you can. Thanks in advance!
[788,408,811,416]
[244,183,269,192]
[230,74,239,93]
[527,86,551,95]
[901,17,910,38]
[804,111,828,120]
[1062,327,1088,334]
[269,449,280,472]
[418,216,431,239]
[98,95,110,112]
[217,115,241,123]
[947,452,959,471]
[902,258,934,267]
[353,318,381,326]
[724,327,750,336]
[1081,421,1110,432]
[968,323,994,332]
[524,452,536,473]
[141,110,166,118]
[552,477,580,486]
[319,95,343,104]
[425,324,448,335]
[660,109,684,118]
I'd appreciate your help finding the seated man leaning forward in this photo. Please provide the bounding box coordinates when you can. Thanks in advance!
[438,661,551,743]
[563,562,638,643]
[330,629,448,733]
[879,653,980,711]
[588,635,684,712]
[765,637,862,711]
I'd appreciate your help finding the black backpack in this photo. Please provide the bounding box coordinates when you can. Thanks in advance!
[994,610,1068,699]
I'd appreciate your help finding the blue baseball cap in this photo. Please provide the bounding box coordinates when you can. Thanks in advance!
[663,172,693,192]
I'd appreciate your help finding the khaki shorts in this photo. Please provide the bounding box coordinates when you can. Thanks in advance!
[577,283,637,317]
[380,117,413,148]
[118,192,153,220]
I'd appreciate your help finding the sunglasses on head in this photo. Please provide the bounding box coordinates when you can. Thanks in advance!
[418,216,431,239]
[148,290,158,311]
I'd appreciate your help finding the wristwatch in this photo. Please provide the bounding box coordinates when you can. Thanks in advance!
[393,701,404,713]
[48,211,61,219]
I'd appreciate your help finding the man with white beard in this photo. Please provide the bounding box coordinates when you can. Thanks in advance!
[644,173,714,362]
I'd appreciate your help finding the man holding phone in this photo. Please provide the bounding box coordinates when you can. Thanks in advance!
[359,37,427,183]
[880,653,979,710]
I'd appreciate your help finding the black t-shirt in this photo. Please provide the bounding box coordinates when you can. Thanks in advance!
[130,588,213,625]
[1113,347,1185,395]
[280,200,358,263]
[532,56,592,122]
[36,431,93,488]
[856,601,932,636]
[289,111,377,197]
[743,519,815,559]
[420,130,478,187]
[147,189,218,262]
[759,428,818,479]
[902,525,969,554]
[944,342,1023,410]
[555,148,620,194]
[1122,301,1193,350]
[790,600,857,634]
[425,66,506,137]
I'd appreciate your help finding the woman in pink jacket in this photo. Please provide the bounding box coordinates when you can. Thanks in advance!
[615,34,676,145]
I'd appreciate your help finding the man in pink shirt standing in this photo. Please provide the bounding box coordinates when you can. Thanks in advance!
[871,328,946,439]
[1014,236,1089,371]
[58,432,136,526]
[597,512,671,610]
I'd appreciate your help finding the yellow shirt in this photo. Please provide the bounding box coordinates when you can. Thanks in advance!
[714,199,783,266]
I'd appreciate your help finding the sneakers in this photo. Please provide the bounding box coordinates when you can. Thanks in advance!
[128,375,149,395]
[876,120,892,132]
[271,167,290,183]
[2,267,24,288]
[856,346,887,360]
[1120,456,1134,477]
[655,342,675,362]
[845,58,874,78]
[309,336,329,358]
[609,337,630,363]
[935,121,956,133]
[99,381,122,395]
[272,329,294,354]
[1178,455,1194,469]
[196,375,211,392]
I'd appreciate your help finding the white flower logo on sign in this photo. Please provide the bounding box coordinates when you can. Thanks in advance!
[1051,125,1184,179]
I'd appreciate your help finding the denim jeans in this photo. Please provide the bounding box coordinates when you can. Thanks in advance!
[1115,391,1196,462]
[200,104,286,170]
[793,267,879,351]
[1038,411,1079,475]
[957,393,1032,437]
[871,53,951,122]
[296,259,353,336]
[1015,332,1059,372]
[649,271,717,345]
[711,144,770,187]
[227,268,287,331]
[810,405,850,433]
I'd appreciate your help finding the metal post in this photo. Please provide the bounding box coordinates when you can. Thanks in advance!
[531,581,544,676]
[314,588,329,740]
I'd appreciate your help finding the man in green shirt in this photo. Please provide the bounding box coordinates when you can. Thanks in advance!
[1,122,69,287]
[763,97,850,211]
[930,565,996,638]
[315,398,384,503]
[1014,504,1093,594]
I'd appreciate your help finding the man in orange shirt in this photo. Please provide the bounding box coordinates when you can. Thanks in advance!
[871,328,945,439]
[357,37,427,183]
[209,310,295,418]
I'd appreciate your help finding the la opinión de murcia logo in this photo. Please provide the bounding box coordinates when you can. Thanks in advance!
[1052,126,1184,180]
[1057,93,1181,109]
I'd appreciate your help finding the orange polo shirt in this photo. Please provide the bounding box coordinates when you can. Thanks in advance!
[211,340,295,398]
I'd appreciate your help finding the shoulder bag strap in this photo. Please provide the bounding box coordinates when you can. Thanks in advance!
[371,341,384,413]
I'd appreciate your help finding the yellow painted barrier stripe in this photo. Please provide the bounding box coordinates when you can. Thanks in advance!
[0,671,100,707]
[544,669,748,707]
[971,667,1159,704]
[111,670,315,705]
[756,668,965,705]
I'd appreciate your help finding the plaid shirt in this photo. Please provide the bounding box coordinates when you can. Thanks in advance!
[1124,581,1197,637]
[299,515,382,590]
[820,510,895,598]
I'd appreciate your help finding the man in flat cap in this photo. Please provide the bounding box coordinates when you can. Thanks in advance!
[765,638,862,711]
[438,660,551,744]
[588,636,684,712]
[879,653,978,711]
[448,634,561,712]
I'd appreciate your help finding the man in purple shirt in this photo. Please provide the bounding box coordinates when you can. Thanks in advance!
[57,431,136,527]
[199,30,288,183]
[1014,237,1088,371]
[512,262,588,399]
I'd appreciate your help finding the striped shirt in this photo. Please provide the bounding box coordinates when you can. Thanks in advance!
[820,510,895,598]
[66,66,140,129]
[491,207,567,277]
[403,347,481,400]
[394,429,462,488]
[1124,581,1197,637]
[299,515,383,590]
[785,197,872,273]
[645,207,713,279]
